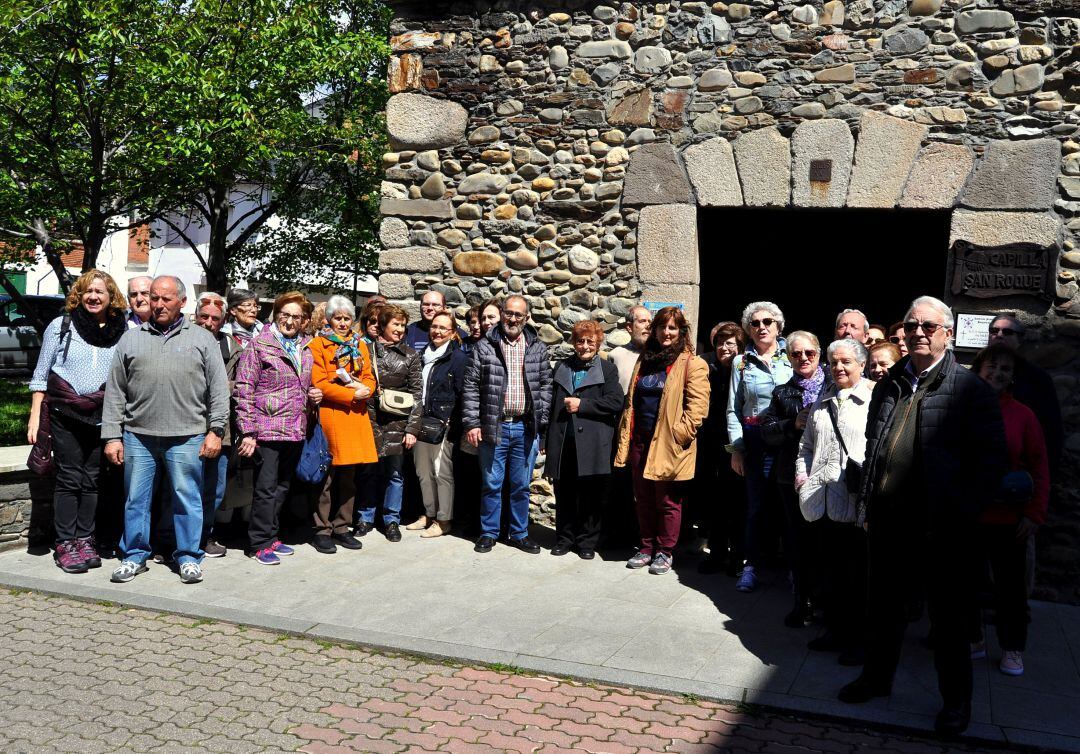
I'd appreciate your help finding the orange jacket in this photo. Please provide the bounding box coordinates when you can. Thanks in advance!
[309,335,378,466]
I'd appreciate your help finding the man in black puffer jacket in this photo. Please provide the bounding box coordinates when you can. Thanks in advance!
[839,296,1006,739]
[462,295,552,555]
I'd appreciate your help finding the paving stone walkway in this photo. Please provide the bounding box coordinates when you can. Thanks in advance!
[1,589,1008,754]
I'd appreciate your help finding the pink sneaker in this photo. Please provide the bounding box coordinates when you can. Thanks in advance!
[74,537,101,569]
[54,540,88,574]
[999,651,1024,676]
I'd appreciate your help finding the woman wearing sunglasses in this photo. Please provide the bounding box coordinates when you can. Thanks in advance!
[760,330,826,626]
[726,301,793,593]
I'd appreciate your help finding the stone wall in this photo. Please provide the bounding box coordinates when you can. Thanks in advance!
[0,469,53,552]
[382,0,1080,601]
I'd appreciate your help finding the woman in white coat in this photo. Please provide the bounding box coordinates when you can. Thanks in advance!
[795,339,873,666]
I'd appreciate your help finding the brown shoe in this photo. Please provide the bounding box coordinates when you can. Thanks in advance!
[405,516,429,531]
[421,520,451,538]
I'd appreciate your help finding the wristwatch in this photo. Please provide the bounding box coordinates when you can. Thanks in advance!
[209,427,225,438]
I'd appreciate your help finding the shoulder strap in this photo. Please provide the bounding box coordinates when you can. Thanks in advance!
[826,400,849,459]
[59,314,73,361]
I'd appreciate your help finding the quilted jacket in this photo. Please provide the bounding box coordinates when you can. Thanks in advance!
[372,340,423,457]
[232,328,314,442]
[462,324,553,445]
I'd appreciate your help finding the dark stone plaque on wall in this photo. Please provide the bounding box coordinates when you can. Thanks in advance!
[950,240,1056,300]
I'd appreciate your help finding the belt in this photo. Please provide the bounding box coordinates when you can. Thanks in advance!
[501,416,524,423]
[743,415,763,426]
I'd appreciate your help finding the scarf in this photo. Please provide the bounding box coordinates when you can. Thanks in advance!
[421,341,449,403]
[69,306,127,348]
[271,324,301,371]
[569,355,593,391]
[321,327,363,372]
[796,365,826,407]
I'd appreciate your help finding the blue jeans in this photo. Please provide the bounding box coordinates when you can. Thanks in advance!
[478,420,538,540]
[201,452,229,545]
[121,432,205,566]
[742,424,775,567]
[359,454,404,526]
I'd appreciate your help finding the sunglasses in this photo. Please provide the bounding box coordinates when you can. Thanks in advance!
[989,326,1019,337]
[790,349,818,359]
[750,317,775,329]
[902,320,945,335]
[888,336,903,344]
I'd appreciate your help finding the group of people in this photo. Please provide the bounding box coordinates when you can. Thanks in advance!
[28,270,1060,738]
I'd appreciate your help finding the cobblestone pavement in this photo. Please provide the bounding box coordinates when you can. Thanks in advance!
[0,589,1017,754]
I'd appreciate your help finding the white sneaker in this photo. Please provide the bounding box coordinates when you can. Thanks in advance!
[999,650,1024,676]
[110,560,148,583]
[179,562,203,584]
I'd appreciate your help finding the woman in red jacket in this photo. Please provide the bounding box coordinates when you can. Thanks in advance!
[971,344,1049,678]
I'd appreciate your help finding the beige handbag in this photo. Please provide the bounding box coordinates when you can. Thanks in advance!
[372,343,415,417]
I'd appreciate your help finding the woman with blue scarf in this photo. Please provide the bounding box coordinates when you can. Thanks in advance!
[726,301,793,593]
[761,331,826,628]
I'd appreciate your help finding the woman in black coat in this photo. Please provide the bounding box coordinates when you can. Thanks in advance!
[760,330,827,629]
[545,321,625,559]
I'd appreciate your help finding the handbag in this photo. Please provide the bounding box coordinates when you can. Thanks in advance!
[27,397,54,475]
[371,342,415,417]
[296,417,333,484]
[826,401,862,494]
[418,415,448,444]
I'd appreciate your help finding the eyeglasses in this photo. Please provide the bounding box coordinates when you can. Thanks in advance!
[235,302,259,311]
[989,326,1019,337]
[504,312,527,320]
[790,349,817,359]
[574,338,598,346]
[902,320,945,335]
[749,317,775,329]
[867,338,886,346]
[277,313,303,322]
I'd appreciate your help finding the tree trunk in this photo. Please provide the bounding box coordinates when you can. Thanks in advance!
[205,185,231,294]
[30,221,75,295]
[0,273,49,335]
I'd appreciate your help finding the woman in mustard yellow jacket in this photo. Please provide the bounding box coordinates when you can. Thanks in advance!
[614,306,710,575]
[309,295,378,554]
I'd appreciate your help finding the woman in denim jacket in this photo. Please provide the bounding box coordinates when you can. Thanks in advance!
[725,301,793,592]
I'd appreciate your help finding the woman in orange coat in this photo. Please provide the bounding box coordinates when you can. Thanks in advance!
[309,295,378,555]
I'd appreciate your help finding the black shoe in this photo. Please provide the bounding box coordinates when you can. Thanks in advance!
[838,676,891,704]
[838,645,865,667]
[934,702,971,738]
[550,544,571,556]
[313,534,337,554]
[332,531,363,550]
[808,632,844,652]
[784,600,812,629]
[353,521,373,537]
[474,535,496,553]
[577,549,595,560]
[508,536,540,554]
[697,556,725,575]
[385,523,401,542]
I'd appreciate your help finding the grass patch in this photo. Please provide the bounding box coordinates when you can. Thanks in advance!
[681,692,701,704]
[0,380,30,446]
[188,618,214,628]
[485,662,530,676]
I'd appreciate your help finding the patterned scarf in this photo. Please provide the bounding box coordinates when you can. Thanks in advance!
[797,365,826,408]
[321,327,363,373]
[271,324,301,372]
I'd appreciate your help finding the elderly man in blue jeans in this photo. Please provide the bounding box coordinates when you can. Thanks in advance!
[102,275,230,584]
[462,295,552,555]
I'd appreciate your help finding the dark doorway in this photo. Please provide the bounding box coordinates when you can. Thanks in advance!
[697,207,952,349]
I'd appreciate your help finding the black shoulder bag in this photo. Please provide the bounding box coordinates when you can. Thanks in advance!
[826,401,863,494]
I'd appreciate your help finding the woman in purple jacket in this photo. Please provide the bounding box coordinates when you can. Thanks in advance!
[233,291,321,566]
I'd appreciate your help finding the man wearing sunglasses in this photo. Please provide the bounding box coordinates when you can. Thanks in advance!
[987,315,1062,477]
[840,295,1006,738]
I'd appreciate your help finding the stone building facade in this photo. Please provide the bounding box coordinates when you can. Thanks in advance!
[379,0,1080,599]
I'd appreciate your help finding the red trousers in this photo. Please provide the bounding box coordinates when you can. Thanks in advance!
[628,437,684,556]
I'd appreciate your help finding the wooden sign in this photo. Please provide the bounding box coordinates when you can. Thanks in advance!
[950,240,1056,300]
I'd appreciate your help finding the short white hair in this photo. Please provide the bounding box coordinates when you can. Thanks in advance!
[904,295,954,348]
[152,275,186,299]
[835,308,869,334]
[325,294,355,321]
[740,301,784,335]
[827,338,868,365]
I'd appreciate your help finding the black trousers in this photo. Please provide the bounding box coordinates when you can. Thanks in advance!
[972,523,1030,651]
[703,457,746,565]
[553,435,606,552]
[778,483,811,600]
[50,411,102,542]
[809,517,867,646]
[453,444,482,536]
[247,441,302,551]
[864,515,975,707]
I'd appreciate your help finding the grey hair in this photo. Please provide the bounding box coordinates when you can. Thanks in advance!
[226,288,257,310]
[627,304,651,322]
[127,275,152,293]
[904,294,954,347]
[325,294,355,321]
[153,275,186,299]
[835,308,869,334]
[786,330,820,351]
[991,313,1025,337]
[827,338,869,365]
[740,301,784,335]
[504,294,531,313]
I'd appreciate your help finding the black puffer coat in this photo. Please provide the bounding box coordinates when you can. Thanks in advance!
[858,351,1007,528]
[418,340,468,444]
[372,340,423,456]
[545,356,624,479]
[462,324,552,444]
[760,371,827,485]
